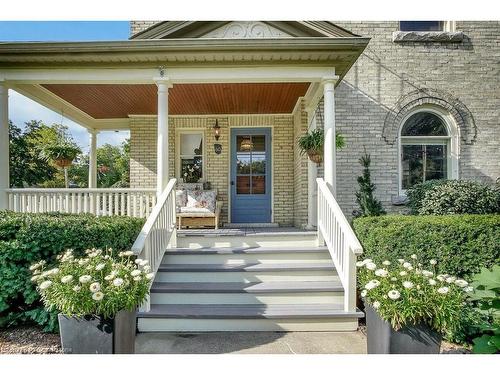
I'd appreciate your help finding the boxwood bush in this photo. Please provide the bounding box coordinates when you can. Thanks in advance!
[406,180,500,215]
[353,214,500,279]
[0,211,145,331]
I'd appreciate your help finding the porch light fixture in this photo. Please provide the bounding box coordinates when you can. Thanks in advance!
[240,137,254,151]
[213,119,221,141]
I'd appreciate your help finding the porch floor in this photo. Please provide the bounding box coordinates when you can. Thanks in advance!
[177,227,316,237]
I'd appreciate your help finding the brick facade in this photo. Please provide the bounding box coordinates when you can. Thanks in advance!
[129,114,299,226]
[327,21,500,217]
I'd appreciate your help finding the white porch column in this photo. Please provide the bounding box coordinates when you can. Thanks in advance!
[0,82,9,209]
[306,111,318,229]
[88,129,98,188]
[322,77,338,196]
[155,78,172,196]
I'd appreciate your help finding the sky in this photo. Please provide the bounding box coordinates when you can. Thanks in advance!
[1,22,131,152]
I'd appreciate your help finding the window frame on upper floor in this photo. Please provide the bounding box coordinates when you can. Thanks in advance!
[399,21,456,32]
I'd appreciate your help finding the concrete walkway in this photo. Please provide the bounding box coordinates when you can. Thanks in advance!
[136,331,367,354]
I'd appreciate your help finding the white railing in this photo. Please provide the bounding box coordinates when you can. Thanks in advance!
[131,179,177,312]
[6,188,157,219]
[317,178,363,312]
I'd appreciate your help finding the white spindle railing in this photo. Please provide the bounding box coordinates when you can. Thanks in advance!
[131,179,177,312]
[6,188,157,219]
[317,178,363,312]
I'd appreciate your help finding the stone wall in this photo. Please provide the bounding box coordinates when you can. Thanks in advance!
[129,114,297,226]
[328,21,500,217]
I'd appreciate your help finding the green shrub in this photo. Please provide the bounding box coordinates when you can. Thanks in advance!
[407,180,500,215]
[353,214,500,279]
[0,211,144,331]
[406,180,447,214]
[468,266,500,354]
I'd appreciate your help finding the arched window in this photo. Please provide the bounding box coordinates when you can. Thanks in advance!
[399,108,459,192]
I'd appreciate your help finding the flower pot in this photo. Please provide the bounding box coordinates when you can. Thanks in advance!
[306,150,323,164]
[58,310,136,354]
[365,305,442,354]
[54,158,73,168]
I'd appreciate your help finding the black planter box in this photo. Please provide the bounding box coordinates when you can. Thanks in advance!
[365,305,442,354]
[58,310,136,354]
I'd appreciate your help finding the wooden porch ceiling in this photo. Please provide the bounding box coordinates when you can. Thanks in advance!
[41,83,311,119]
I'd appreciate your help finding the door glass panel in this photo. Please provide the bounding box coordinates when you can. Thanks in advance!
[236,176,251,194]
[251,153,266,174]
[235,133,267,194]
[252,135,265,152]
[236,154,251,174]
[252,176,266,194]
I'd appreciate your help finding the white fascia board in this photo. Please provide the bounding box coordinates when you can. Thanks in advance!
[1,66,336,84]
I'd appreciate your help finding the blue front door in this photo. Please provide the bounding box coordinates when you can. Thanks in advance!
[230,128,272,223]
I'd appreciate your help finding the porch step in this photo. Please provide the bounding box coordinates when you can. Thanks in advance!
[176,232,318,249]
[149,280,344,305]
[151,280,343,293]
[155,261,339,283]
[157,261,335,272]
[162,246,330,264]
[139,239,361,332]
[137,304,363,332]
[165,246,329,255]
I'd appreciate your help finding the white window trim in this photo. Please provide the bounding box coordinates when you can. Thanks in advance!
[175,129,206,183]
[397,105,459,195]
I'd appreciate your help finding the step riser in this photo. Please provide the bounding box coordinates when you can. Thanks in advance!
[177,235,318,249]
[150,292,344,305]
[155,271,340,283]
[162,253,331,264]
[137,317,359,332]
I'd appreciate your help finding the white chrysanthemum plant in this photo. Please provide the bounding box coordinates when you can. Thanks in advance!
[357,255,471,333]
[30,249,154,319]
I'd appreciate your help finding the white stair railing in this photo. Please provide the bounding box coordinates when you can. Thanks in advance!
[131,179,177,312]
[6,188,156,218]
[317,178,363,312]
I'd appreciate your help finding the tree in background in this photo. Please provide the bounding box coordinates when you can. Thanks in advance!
[9,120,57,187]
[354,150,386,217]
[69,140,130,188]
[9,120,129,189]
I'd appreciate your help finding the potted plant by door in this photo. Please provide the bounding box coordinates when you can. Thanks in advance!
[298,129,345,164]
[30,249,154,354]
[357,255,470,354]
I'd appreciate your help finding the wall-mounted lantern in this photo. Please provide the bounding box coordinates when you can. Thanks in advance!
[213,119,221,141]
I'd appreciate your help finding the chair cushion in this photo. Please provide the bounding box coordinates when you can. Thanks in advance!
[178,207,215,216]
[186,190,217,213]
[175,190,187,212]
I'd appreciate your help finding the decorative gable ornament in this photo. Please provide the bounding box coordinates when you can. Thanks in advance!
[200,22,293,39]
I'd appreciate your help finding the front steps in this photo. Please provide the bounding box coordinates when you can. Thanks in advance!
[138,233,362,332]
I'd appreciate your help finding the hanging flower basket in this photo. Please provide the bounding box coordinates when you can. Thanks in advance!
[54,158,73,169]
[307,149,323,164]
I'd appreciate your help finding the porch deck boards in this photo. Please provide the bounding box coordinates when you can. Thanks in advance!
[177,227,316,237]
